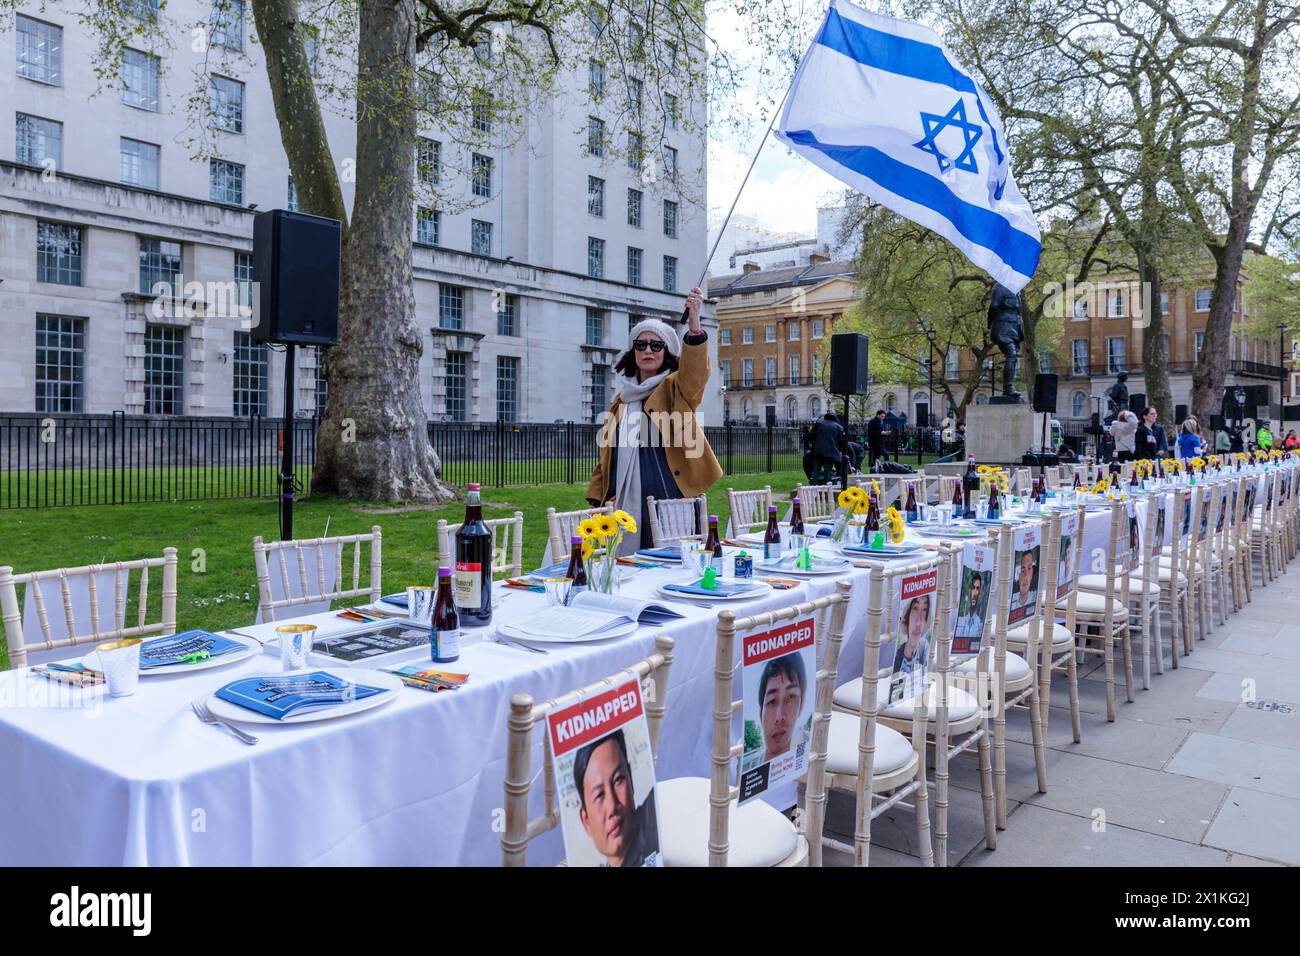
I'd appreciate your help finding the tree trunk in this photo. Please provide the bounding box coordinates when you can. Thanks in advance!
[310,0,453,501]
[1190,235,1245,441]
[1137,255,1173,426]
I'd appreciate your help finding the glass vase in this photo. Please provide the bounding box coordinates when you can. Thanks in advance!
[585,550,620,595]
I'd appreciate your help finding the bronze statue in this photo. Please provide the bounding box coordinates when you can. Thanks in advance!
[1105,371,1129,417]
[986,283,1024,400]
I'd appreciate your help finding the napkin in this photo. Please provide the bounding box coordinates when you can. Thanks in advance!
[663,579,764,598]
[214,671,385,720]
[525,560,572,580]
[635,546,683,561]
[139,630,246,668]
[381,593,409,607]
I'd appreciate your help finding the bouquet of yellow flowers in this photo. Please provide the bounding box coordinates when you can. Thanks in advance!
[832,486,870,543]
[977,464,1010,494]
[577,509,637,593]
[884,506,906,545]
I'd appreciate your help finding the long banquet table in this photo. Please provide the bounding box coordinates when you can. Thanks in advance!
[0,493,1202,866]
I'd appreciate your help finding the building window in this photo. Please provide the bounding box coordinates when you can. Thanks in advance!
[1161,334,1170,362]
[416,207,439,245]
[232,331,267,416]
[497,294,519,336]
[471,89,493,134]
[16,113,61,167]
[587,116,605,156]
[1195,288,1212,311]
[587,237,605,278]
[210,75,245,132]
[719,359,731,383]
[789,322,800,341]
[438,284,464,330]
[588,176,605,217]
[209,159,244,204]
[590,364,609,421]
[742,398,753,420]
[627,132,643,170]
[663,255,677,293]
[127,0,160,18]
[586,2,604,37]
[1195,332,1205,362]
[234,251,253,308]
[1106,336,1125,374]
[120,138,160,188]
[419,70,439,111]
[741,327,753,345]
[144,324,185,415]
[812,319,824,339]
[1073,297,1088,320]
[139,237,182,294]
[663,199,678,238]
[720,328,731,346]
[121,48,160,111]
[34,314,85,413]
[1107,288,1125,318]
[287,174,298,211]
[627,247,642,286]
[36,221,82,286]
[17,16,62,85]
[663,93,679,129]
[742,358,753,386]
[663,145,678,182]
[1071,390,1087,418]
[626,188,643,228]
[211,0,245,51]
[813,355,822,378]
[884,393,897,413]
[445,351,467,421]
[496,356,519,422]
[765,357,776,386]
[417,137,440,185]
[471,153,492,197]
[1071,339,1088,376]
[785,396,797,421]
[471,219,493,256]
[789,355,800,381]
[1160,291,1170,315]
[809,396,821,418]
[765,324,776,343]
[1038,352,1053,374]
[588,59,605,98]
[945,346,958,378]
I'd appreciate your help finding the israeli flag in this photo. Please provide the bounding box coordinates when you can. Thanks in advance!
[776,0,1041,291]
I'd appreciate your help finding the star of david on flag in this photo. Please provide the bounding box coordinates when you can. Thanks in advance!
[775,0,1041,291]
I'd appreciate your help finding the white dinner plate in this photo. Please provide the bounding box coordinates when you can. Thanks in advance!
[840,543,924,559]
[656,579,774,602]
[205,668,403,725]
[136,633,261,677]
[497,617,639,645]
[756,557,852,576]
[911,526,982,538]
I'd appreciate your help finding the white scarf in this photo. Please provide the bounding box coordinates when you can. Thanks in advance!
[611,369,670,554]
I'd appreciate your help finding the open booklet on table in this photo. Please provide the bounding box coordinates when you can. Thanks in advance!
[506,591,684,640]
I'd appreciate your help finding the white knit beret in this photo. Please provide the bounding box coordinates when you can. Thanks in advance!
[627,318,682,358]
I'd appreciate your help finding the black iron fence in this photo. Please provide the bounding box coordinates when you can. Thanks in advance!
[0,413,807,510]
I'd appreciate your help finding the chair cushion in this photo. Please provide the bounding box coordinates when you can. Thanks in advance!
[1008,621,1074,650]
[658,776,798,868]
[954,650,1030,683]
[1132,564,1187,586]
[1078,573,1160,598]
[833,678,980,723]
[1069,590,1127,616]
[824,712,915,777]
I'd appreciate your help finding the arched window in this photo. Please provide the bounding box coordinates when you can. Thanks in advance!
[1071,390,1087,418]
[809,396,821,418]
[975,393,988,406]
[785,396,797,421]
[884,393,897,413]
[723,399,731,421]
[742,398,753,420]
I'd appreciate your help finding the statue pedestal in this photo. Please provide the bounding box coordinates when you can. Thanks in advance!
[966,403,1051,464]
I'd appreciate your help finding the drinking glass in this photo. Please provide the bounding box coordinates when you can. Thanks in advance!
[938,504,953,526]
[276,624,317,671]
[93,638,143,698]
[686,548,712,578]
[406,586,435,625]
[543,577,573,607]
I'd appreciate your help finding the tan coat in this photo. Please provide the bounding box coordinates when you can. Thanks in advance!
[586,336,723,504]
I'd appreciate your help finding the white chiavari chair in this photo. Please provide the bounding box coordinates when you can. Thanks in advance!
[500,635,675,866]
[1013,467,1033,495]
[726,485,774,536]
[252,527,382,623]
[795,483,840,522]
[1164,486,1208,651]
[657,590,851,866]
[438,511,524,577]
[1069,498,1134,721]
[645,494,707,548]
[0,550,179,669]
[546,504,612,565]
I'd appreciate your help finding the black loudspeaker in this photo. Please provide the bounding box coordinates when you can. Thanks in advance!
[829,333,870,395]
[1210,414,1226,431]
[915,402,929,427]
[1175,403,1188,423]
[1023,452,1060,466]
[1032,373,1058,413]
[1129,392,1147,413]
[252,209,342,345]
[765,405,777,427]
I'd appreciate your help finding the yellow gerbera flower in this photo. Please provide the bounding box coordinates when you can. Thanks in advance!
[577,518,598,539]
[884,507,906,544]
[581,539,594,561]
[613,510,636,532]
[595,515,618,538]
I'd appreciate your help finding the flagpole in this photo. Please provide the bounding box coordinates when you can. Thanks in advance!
[681,83,793,324]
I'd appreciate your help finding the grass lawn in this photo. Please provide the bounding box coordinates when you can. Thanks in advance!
[0,470,809,669]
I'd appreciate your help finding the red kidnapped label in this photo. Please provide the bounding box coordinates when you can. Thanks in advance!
[547,680,644,756]
[743,617,815,666]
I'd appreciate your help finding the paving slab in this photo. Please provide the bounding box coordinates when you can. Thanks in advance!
[1175,647,1300,684]
[1074,664,1235,732]
[1217,706,1300,751]
[1220,629,1300,659]
[1166,732,1300,798]
[1001,705,1189,770]
[1203,788,1300,866]
[1197,670,1299,707]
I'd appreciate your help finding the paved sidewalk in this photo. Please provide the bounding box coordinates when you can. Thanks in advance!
[824,575,1300,866]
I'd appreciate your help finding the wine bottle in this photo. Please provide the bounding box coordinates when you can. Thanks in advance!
[864,490,880,533]
[432,566,460,663]
[763,505,782,561]
[789,497,805,535]
[454,482,493,627]
[564,534,587,589]
[951,476,964,510]
[905,484,918,523]
[987,481,1001,519]
[962,456,979,518]
[705,515,723,569]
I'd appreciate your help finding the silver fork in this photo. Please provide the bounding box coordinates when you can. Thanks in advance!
[191,698,259,745]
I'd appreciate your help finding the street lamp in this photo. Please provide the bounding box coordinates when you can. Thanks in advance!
[922,319,937,453]
[1279,322,1287,422]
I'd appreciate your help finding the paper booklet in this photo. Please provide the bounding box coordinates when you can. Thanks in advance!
[507,606,634,640]
[570,590,684,624]
[140,630,246,668]
[214,671,385,719]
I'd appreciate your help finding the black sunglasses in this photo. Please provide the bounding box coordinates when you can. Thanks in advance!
[633,339,666,353]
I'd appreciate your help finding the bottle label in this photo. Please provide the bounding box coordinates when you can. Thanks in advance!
[433,627,461,661]
[454,562,483,609]
[765,540,780,561]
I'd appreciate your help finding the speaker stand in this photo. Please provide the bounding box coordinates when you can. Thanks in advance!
[279,343,296,541]
[840,393,851,493]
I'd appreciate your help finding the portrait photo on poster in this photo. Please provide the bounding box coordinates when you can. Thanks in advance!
[1127,500,1141,572]
[1007,524,1041,625]
[739,617,816,804]
[1056,513,1078,600]
[952,542,995,656]
[546,676,663,867]
[1154,497,1167,557]
[889,567,938,703]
